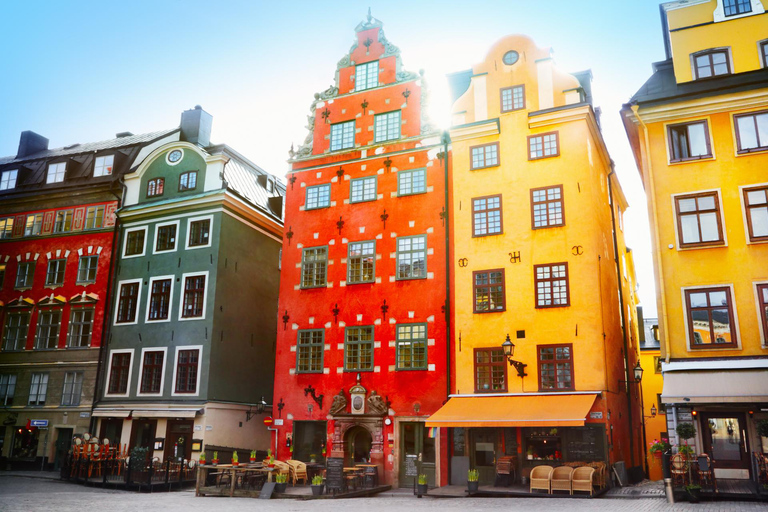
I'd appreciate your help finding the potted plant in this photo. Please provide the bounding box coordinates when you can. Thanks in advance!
[417,474,428,497]
[232,450,239,466]
[676,422,697,482]
[212,451,219,465]
[756,419,768,439]
[649,438,671,459]
[274,473,288,493]
[250,450,257,464]
[311,474,324,496]
[265,449,275,468]
[467,469,479,493]
[685,484,702,503]
[199,452,206,465]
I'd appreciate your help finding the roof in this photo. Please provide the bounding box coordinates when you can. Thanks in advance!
[446,69,472,104]
[641,318,660,351]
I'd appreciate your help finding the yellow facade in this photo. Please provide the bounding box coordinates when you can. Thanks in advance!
[638,320,667,481]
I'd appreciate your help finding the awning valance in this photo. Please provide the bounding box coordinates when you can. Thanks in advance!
[91,409,131,418]
[131,409,201,418]
[425,393,598,428]
[661,370,768,404]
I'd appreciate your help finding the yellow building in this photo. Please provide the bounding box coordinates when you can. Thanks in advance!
[638,315,667,481]
[622,0,768,480]
[427,35,645,485]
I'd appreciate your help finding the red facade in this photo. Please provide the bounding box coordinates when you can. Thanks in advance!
[274,16,449,487]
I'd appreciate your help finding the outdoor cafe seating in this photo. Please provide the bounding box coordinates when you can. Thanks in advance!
[528,461,606,495]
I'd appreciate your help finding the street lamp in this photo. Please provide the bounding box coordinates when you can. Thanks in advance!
[246,396,268,422]
[501,334,527,378]
[620,361,644,385]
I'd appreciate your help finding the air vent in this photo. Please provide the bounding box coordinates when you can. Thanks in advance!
[64,143,80,150]
[116,131,134,138]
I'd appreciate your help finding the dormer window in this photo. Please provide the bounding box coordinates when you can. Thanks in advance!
[179,171,197,191]
[47,162,66,184]
[692,49,731,79]
[147,178,164,197]
[355,61,379,91]
[723,0,751,16]
[0,170,17,190]
[94,155,114,177]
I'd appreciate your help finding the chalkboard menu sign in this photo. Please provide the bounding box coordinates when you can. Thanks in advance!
[566,426,605,461]
[404,454,418,477]
[326,457,344,493]
[453,428,465,456]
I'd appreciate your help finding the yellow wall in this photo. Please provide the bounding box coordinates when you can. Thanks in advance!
[639,347,667,480]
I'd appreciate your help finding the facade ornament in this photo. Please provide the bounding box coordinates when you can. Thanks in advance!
[367,391,388,415]
[329,390,347,415]
[396,70,419,82]
[292,86,340,160]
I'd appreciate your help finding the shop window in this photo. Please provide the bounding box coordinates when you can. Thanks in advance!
[28,373,48,405]
[306,184,331,210]
[84,205,105,230]
[293,421,327,463]
[538,344,574,391]
[330,121,355,151]
[668,121,712,162]
[685,287,737,348]
[501,85,525,112]
[675,192,724,247]
[472,195,502,236]
[396,323,427,370]
[0,374,16,405]
[175,348,199,394]
[67,309,94,348]
[347,241,375,284]
[11,426,40,459]
[355,61,379,91]
[2,312,30,351]
[534,263,570,308]
[34,310,61,349]
[531,185,564,228]
[344,326,374,371]
[734,111,768,153]
[474,348,507,392]
[61,372,83,406]
[373,111,401,143]
[473,269,505,313]
[301,247,327,288]
[396,235,426,280]
[743,185,768,242]
[296,330,324,373]
[470,143,499,170]
[528,132,559,160]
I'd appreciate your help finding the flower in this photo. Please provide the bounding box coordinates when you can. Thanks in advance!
[649,438,671,454]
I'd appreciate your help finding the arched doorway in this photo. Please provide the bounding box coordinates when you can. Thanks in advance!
[344,425,372,465]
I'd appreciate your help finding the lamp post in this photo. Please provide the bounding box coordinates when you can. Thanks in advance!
[501,334,527,378]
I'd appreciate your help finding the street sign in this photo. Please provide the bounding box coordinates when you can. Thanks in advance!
[30,419,49,428]
[263,416,273,426]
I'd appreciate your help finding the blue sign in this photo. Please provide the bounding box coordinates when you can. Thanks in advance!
[30,419,48,427]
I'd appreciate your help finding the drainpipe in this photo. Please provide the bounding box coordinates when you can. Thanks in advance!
[268,427,278,458]
[442,131,451,486]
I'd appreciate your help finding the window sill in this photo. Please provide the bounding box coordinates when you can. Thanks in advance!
[397,191,427,197]
[343,368,374,373]
[304,206,331,211]
[736,147,768,155]
[677,241,726,250]
[689,344,739,350]
[346,281,375,286]
[395,276,428,281]
[472,232,503,238]
[535,303,570,309]
[470,164,500,171]
[474,389,508,394]
[395,367,427,371]
[668,155,714,164]
[473,308,506,314]
[300,285,328,290]
[75,281,97,286]
[531,224,565,230]
[528,154,560,161]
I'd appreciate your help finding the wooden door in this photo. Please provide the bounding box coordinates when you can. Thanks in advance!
[701,413,750,474]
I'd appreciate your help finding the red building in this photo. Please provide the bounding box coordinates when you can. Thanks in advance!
[275,13,449,487]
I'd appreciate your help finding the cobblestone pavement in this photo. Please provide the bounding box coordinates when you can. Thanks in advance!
[0,474,766,512]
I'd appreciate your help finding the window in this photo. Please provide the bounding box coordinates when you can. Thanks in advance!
[531,185,564,228]
[301,247,327,288]
[0,169,17,190]
[398,169,426,196]
[53,210,73,233]
[758,284,768,345]
[107,352,131,394]
[538,344,574,391]
[28,373,48,405]
[179,171,197,191]
[685,287,737,348]
[535,263,570,308]
[187,218,211,248]
[46,162,66,183]
[94,155,114,177]
[470,143,499,170]
[306,184,331,210]
[350,176,377,203]
[735,111,768,153]
[723,0,751,16]
[396,235,426,280]
[474,348,506,392]
[296,330,324,373]
[174,349,199,394]
[0,375,16,406]
[3,312,30,351]
[61,372,83,406]
[762,41,768,68]
[77,255,98,283]
[473,269,505,313]
[67,309,93,347]
[374,111,401,143]
[654,356,663,374]
[355,61,379,91]
[472,195,502,236]
[115,281,140,324]
[668,121,711,161]
[528,132,560,160]
[348,241,375,284]
[124,228,146,256]
[84,206,105,230]
[140,350,164,394]
[0,264,4,287]
[25,213,43,236]
[501,85,525,112]
[330,121,355,151]
[147,178,164,197]
[45,259,66,287]
[344,326,373,371]
[181,274,206,319]
[396,324,427,370]
[675,192,724,247]
[155,223,177,252]
[0,217,13,238]
[744,186,768,241]
[147,278,173,321]
[15,261,35,288]
[693,49,731,79]
[34,310,61,349]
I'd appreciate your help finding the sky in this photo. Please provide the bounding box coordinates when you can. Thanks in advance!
[0,0,666,317]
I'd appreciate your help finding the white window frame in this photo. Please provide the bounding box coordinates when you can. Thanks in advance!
[178,271,209,322]
[145,275,175,323]
[122,226,148,258]
[136,346,168,397]
[0,169,17,190]
[185,215,213,250]
[713,0,764,22]
[93,155,114,177]
[46,162,66,184]
[153,220,180,254]
[28,373,49,405]
[113,278,143,326]
[104,349,134,397]
[170,345,203,397]
[61,371,83,406]
[680,283,742,351]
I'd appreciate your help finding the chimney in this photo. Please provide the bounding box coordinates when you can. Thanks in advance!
[180,105,213,147]
[17,131,49,158]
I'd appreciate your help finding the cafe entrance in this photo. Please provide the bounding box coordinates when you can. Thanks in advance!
[398,422,435,488]
[344,425,372,465]
[700,412,751,479]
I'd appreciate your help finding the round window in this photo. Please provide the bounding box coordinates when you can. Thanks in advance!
[503,50,519,66]
[167,149,183,165]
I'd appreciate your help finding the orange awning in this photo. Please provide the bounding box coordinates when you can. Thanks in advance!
[425,394,598,428]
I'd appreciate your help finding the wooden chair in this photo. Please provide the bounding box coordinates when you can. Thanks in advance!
[550,466,574,495]
[529,465,553,494]
[670,454,688,486]
[273,460,291,479]
[287,460,308,485]
[696,454,717,492]
[572,466,595,496]
[588,462,606,489]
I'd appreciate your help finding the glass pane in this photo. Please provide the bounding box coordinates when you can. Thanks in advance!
[680,214,701,243]
[697,195,715,210]
[712,308,732,343]
[691,310,712,344]
[757,114,768,147]
[737,117,758,149]
[688,123,708,156]
[678,198,697,212]
[689,292,708,308]
[707,418,742,461]
[699,212,720,242]
[708,290,727,306]
[711,52,726,64]
[747,190,767,205]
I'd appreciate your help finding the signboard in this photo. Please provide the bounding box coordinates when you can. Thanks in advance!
[325,457,344,494]
[589,412,603,419]
[263,416,273,426]
[79,412,90,418]
[274,419,283,426]
[259,482,276,499]
[30,419,49,428]
[405,454,418,477]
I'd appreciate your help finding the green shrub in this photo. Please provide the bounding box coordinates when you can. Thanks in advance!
[676,422,696,440]
[756,420,768,438]
[275,473,288,483]
[468,469,479,482]
[129,447,149,471]
[312,475,324,485]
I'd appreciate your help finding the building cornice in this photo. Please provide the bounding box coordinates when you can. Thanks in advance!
[448,118,500,142]
[631,89,768,123]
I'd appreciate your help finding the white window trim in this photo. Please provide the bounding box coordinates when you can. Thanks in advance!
[170,345,203,397]
[680,283,742,351]
[93,155,114,177]
[152,220,180,254]
[136,346,168,397]
[754,280,768,347]
[0,169,17,190]
[145,274,175,324]
[670,188,728,250]
[713,0,765,22]
[122,225,148,258]
[113,278,143,326]
[46,162,66,184]
[166,148,184,166]
[104,348,134,398]
[184,215,213,250]
[663,117,716,164]
[178,271,209,322]
[739,181,768,244]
